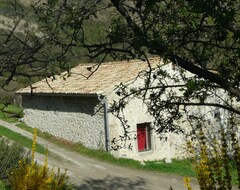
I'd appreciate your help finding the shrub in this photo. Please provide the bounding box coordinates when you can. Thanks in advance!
[8,128,72,190]
[0,180,6,190]
[185,117,240,190]
[0,138,28,180]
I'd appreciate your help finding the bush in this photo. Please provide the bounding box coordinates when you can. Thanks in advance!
[0,138,28,180]
[8,159,71,190]
[0,180,7,190]
[185,117,240,190]
[8,128,72,190]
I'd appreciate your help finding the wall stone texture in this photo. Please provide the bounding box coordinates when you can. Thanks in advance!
[22,95,105,150]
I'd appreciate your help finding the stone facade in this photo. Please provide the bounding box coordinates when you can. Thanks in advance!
[22,95,105,150]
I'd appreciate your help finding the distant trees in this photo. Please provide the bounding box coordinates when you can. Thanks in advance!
[0,0,110,90]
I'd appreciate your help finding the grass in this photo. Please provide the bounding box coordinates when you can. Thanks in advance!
[144,159,196,177]
[0,104,22,114]
[0,125,46,154]
[0,112,19,123]
[0,180,11,190]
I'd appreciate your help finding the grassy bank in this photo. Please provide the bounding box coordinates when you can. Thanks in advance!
[0,125,45,154]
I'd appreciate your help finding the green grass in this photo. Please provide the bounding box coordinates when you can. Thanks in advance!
[144,159,196,176]
[16,122,35,132]
[0,125,46,154]
[0,104,23,115]
[0,112,19,123]
[0,180,11,190]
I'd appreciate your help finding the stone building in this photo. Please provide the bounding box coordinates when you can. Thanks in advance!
[17,58,201,161]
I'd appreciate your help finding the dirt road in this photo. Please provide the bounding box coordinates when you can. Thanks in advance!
[0,120,200,190]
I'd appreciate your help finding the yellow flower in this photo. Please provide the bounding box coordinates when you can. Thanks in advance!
[183,177,192,190]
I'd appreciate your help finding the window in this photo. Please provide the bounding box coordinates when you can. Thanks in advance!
[137,123,151,152]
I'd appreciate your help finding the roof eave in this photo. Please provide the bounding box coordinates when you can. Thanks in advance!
[17,92,100,98]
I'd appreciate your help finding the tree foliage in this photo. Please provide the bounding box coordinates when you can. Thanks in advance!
[0,0,239,132]
[0,1,240,188]
[85,0,240,98]
[84,0,240,134]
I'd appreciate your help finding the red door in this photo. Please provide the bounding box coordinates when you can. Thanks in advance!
[137,124,146,151]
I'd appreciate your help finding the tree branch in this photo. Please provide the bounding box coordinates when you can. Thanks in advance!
[172,55,240,100]
[166,101,240,115]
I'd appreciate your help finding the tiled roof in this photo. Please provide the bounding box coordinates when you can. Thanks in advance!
[18,58,162,95]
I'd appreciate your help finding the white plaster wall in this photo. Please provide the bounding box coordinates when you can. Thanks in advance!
[106,64,187,161]
[22,95,105,150]
[107,96,187,161]
[105,64,238,161]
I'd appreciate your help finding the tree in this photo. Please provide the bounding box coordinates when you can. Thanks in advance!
[0,0,107,90]
[0,0,239,136]
[80,0,240,132]
[86,0,240,97]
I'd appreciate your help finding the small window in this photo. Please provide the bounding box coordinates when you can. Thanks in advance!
[137,123,151,152]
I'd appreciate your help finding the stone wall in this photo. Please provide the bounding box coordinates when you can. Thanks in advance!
[22,95,105,150]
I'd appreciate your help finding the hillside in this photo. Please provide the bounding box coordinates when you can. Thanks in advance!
[0,0,114,103]
[0,0,113,62]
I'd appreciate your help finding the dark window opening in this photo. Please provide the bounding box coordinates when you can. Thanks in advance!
[137,123,151,152]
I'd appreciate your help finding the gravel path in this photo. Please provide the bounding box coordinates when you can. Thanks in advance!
[0,120,200,190]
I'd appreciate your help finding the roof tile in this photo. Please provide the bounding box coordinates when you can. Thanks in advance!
[18,58,162,95]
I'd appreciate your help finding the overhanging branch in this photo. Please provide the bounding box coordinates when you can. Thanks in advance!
[166,101,240,115]
[172,55,240,100]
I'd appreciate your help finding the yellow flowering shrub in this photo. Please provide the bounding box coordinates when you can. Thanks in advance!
[8,128,72,190]
[186,124,240,190]
[183,177,192,190]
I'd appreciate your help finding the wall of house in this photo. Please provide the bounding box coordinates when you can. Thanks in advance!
[107,87,240,162]
[107,96,186,162]
[21,95,105,150]
[106,64,187,161]
[105,64,237,162]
